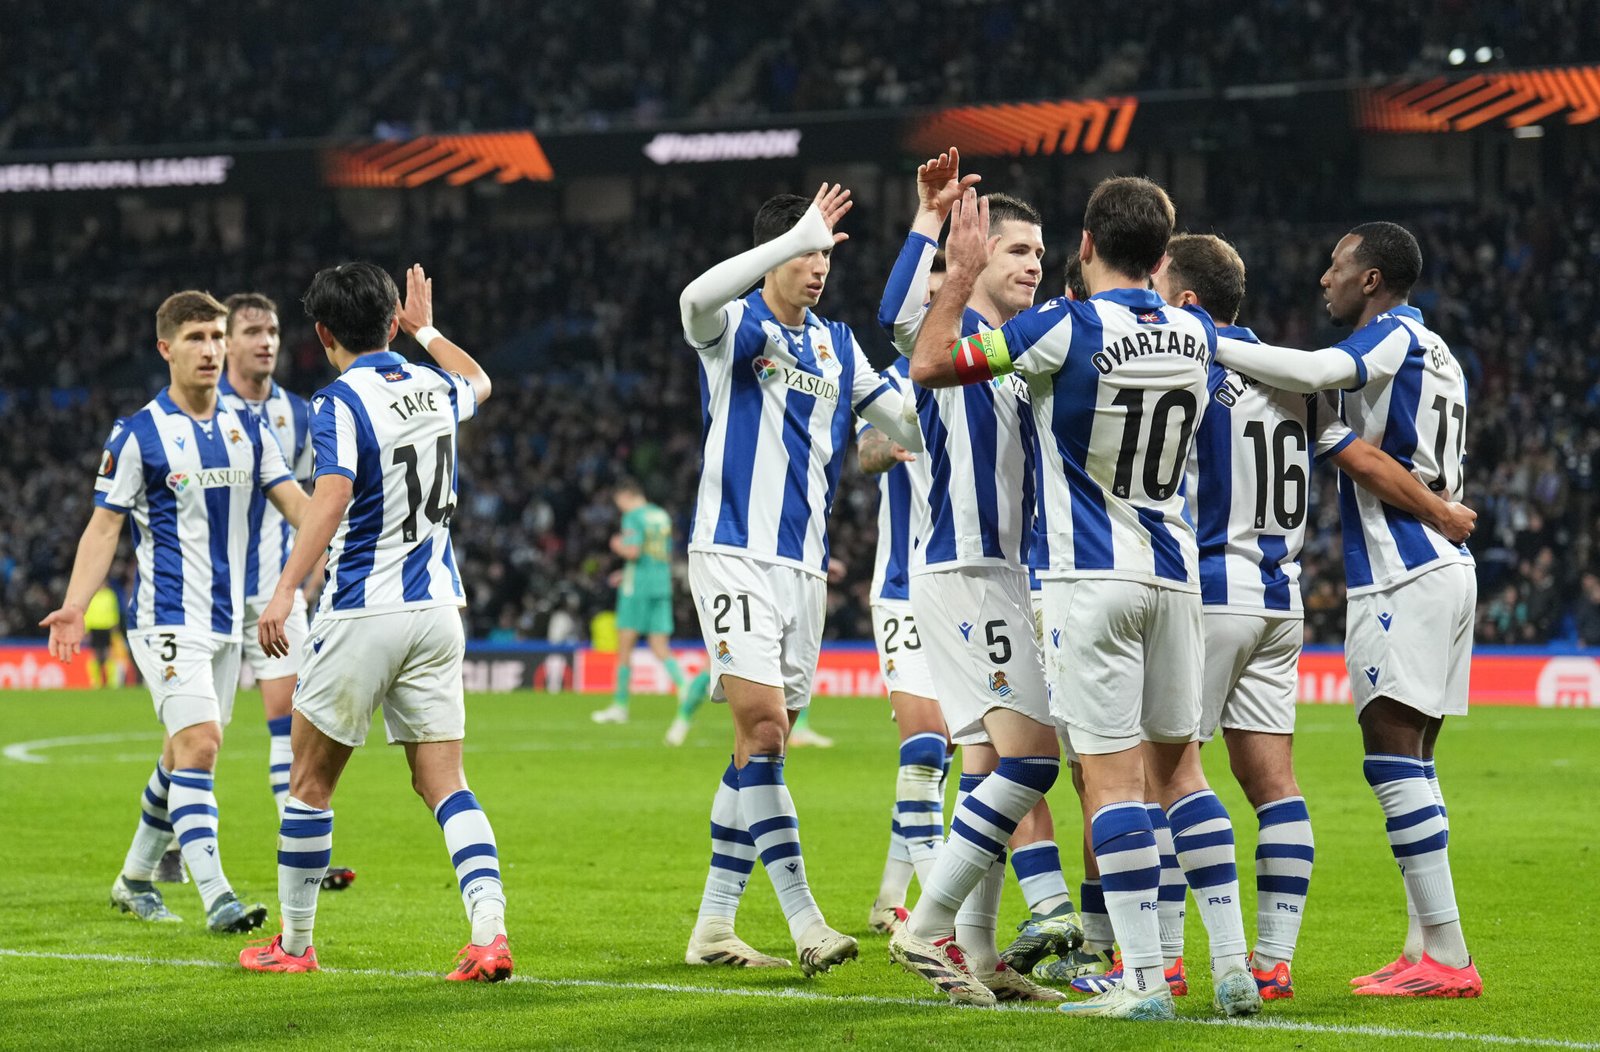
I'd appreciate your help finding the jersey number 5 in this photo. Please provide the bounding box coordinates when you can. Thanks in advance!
[393,436,457,543]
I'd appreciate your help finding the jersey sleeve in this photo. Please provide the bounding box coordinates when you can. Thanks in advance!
[685,300,745,357]
[255,414,295,491]
[991,299,1077,378]
[413,362,479,424]
[93,420,142,512]
[1333,315,1416,390]
[849,333,896,415]
[620,508,644,549]
[1310,391,1356,462]
[310,393,359,482]
[878,232,938,356]
[292,429,314,480]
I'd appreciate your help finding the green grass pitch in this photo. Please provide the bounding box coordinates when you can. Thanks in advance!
[1,689,1596,1050]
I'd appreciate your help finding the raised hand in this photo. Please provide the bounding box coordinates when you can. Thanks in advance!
[944,188,991,280]
[916,148,982,221]
[812,182,854,244]
[395,263,433,337]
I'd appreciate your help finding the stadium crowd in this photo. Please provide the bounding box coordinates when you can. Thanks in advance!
[2,148,1598,647]
[5,0,1598,149]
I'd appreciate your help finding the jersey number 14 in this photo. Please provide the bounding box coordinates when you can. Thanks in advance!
[393,435,457,542]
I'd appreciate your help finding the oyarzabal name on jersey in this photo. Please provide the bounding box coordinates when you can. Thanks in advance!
[1092,329,1210,374]
[167,469,253,492]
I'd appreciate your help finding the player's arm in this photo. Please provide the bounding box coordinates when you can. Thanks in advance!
[265,479,310,530]
[1330,438,1477,545]
[857,425,916,474]
[396,263,491,405]
[679,183,852,346]
[878,149,981,353]
[908,191,988,387]
[259,476,352,659]
[1215,336,1360,393]
[40,506,125,662]
[610,517,643,560]
[851,349,924,451]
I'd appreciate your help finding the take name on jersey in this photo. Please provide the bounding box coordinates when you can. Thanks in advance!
[879,231,1038,576]
[863,359,932,603]
[688,290,896,577]
[1187,324,1355,615]
[218,374,312,602]
[95,389,294,638]
[310,351,477,619]
[1331,305,1473,595]
[979,287,1216,588]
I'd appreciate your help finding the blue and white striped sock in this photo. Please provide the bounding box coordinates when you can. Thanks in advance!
[737,755,824,941]
[876,803,915,908]
[277,796,331,955]
[955,854,1006,973]
[1364,754,1467,966]
[1079,878,1114,951]
[435,789,506,946]
[266,715,293,818]
[1091,802,1163,981]
[1254,796,1314,967]
[1148,803,1187,962]
[698,760,756,928]
[169,768,230,908]
[121,761,174,882]
[1011,840,1074,916]
[1169,789,1248,968]
[909,757,1059,940]
[897,732,947,884]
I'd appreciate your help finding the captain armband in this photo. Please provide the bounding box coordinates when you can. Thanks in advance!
[950,330,1014,384]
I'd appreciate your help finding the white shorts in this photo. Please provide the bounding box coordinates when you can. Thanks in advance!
[910,566,1048,746]
[293,606,467,747]
[1346,563,1476,720]
[871,599,937,700]
[241,593,309,681]
[128,629,241,735]
[688,551,825,711]
[1041,578,1203,755]
[1199,613,1302,740]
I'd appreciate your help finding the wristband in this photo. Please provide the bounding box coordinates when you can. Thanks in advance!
[415,325,443,351]
[950,329,1013,384]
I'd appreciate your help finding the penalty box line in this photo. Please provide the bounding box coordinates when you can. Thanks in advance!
[1,948,1596,1050]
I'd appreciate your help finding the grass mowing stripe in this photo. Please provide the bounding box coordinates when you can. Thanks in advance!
[3,947,1594,1050]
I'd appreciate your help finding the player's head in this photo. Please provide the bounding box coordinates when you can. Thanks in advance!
[1152,233,1246,325]
[302,262,401,363]
[1322,221,1422,327]
[155,290,228,391]
[1079,176,1175,285]
[975,193,1044,316]
[1063,248,1089,301]
[224,292,281,384]
[928,248,947,299]
[612,477,645,512]
[755,193,831,311]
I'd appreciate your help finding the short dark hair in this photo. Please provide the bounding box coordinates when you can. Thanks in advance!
[1164,234,1247,324]
[1347,221,1422,296]
[986,193,1042,233]
[930,248,946,274]
[155,291,227,343]
[1063,251,1088,301]
[753,194,810,246]
[301,262,399,353]
[614,477,643,498]
[224,292,279,334]
[1083,175,1175,280]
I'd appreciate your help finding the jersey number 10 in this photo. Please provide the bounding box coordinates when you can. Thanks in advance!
[1111,388,1198,501]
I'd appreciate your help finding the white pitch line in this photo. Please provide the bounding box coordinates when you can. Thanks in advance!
[0,731,161,764]
[1,948,1595,1050]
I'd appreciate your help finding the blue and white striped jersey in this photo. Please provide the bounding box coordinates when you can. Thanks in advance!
[981,288,1217,588]
[1187,325,1354,615]
[880,232,1038,577]
[218,375,312,602]
[689,290,898,577]
[866,360,931,603]
[1331,306,1472,595]
[309,351,477,619]
[94,389,295,639]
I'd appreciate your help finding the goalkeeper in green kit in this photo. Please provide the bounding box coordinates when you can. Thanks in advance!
[592,479,689,727]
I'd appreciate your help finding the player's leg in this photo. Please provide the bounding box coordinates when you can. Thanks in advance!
[667,666,712,746]
[1144,785,1189,994]
[647,626,687,695]
[1001,798,1085,975]
[788,706,833,747]
[260,675,297,814]
[871,689,946,932]
[593,626,638,723]
[110,733,184,922]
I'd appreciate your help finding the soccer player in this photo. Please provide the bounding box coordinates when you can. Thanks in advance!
[880,151,1066,1006]
[856,372,945,935]
[42,290,307,933]
[83,583,124,688]
[592,479,689,726]
[1155,233,1477,999]
[1207,223,1483,998]
[909,180,1261,1020]
[239,263,509,980]
[678,184,922,975]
